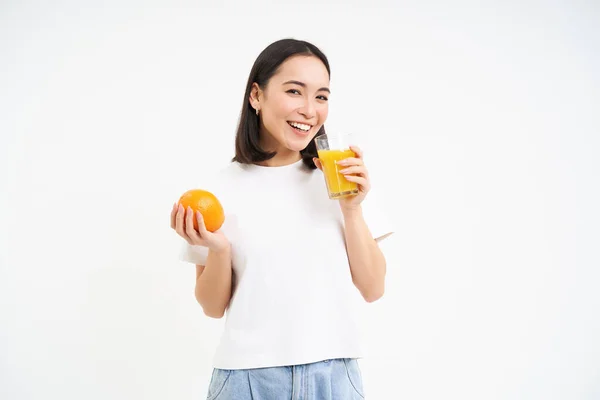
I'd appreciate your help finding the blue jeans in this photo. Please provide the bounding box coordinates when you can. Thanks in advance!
[206,358,365,399]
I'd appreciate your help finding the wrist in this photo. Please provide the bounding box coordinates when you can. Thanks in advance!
[341,205,363,220]
[209,241,231,255]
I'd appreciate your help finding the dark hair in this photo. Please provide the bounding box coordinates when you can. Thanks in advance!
[232,38,330,170]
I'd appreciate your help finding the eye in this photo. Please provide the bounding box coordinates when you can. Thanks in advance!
[317,95,329,101]
[286,89,301,95]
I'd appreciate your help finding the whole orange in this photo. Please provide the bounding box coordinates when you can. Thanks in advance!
[178,189,225,232]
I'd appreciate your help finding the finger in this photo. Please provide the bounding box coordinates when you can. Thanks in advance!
[195,211,210,236]
[312,157,323,171]
[185,207,202,241]
[349,145,363,158]
[170,203,178,229]
[339,166,368,177]
[336,157,363,167]
[175,204,191,240]
[343,174,370,190]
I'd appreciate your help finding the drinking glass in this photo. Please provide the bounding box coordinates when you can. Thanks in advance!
[314,133,359,199]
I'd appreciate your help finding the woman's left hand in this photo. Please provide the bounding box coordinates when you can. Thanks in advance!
[313,145,371,212]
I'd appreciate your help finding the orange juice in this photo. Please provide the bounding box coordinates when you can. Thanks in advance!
[317,149,359,199]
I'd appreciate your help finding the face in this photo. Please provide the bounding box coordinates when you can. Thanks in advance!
[250,55,330,155]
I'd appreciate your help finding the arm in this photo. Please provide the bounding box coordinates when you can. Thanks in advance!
[342,207,387,303]
[194,246,232,319]
[312,146,389,303]
[171,202,233,319]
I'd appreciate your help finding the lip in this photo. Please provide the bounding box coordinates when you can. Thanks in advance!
[287,121,312,136]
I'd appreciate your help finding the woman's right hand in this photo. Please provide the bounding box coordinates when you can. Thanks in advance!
[170,203,230,253]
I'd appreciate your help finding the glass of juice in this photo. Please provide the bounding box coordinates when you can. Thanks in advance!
[314,133,359,199]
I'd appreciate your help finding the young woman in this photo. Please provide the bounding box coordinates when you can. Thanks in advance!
[170,38,393,399]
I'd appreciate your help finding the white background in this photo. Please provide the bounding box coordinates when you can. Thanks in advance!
[1,1,599,399]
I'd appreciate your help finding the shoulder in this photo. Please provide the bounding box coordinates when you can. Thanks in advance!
[199,161,256,208]
[199,161,243,183]
[182,161,238,199]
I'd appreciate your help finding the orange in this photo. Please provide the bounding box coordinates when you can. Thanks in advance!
[178,189,225,232]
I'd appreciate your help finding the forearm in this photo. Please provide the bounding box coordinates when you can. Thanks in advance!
[343,207,386,302]
[195,246,232,318]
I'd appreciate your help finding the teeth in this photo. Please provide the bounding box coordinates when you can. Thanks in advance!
[289,122,311,131]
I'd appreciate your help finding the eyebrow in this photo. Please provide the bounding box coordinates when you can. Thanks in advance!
[283,80,330,93]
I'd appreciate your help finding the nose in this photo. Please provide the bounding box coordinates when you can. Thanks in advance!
[298,99,316,119]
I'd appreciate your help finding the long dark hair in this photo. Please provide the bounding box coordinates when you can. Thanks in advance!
[232,38,330,170]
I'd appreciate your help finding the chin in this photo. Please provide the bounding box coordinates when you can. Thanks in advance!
[285,137,313,152]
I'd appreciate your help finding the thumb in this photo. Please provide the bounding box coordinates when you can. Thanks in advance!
[312,157,323,171]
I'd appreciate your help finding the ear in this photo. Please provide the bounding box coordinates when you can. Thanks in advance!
[249,82,262,111]
[312,157,323,171]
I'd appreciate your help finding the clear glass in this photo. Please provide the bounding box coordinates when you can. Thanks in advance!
[314,133,359,199]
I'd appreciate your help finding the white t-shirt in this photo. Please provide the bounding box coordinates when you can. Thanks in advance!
[179,159,394,370]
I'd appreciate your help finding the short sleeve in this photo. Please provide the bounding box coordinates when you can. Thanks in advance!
[179,242,209,265]
[361,187,395,243]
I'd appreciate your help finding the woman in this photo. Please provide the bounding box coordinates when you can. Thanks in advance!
[170,38,393,399]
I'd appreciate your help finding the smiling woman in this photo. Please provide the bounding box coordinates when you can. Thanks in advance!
[250,56,330,160]
[232,39,331,169]
[171,38,394,400]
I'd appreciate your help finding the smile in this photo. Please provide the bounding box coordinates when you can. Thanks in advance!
[288,121,312,133]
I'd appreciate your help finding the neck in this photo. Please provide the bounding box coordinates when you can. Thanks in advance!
[257,129,302,167]
[258,150,302,167]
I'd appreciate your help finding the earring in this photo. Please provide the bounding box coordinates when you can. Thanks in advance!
[256,108,259,116]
